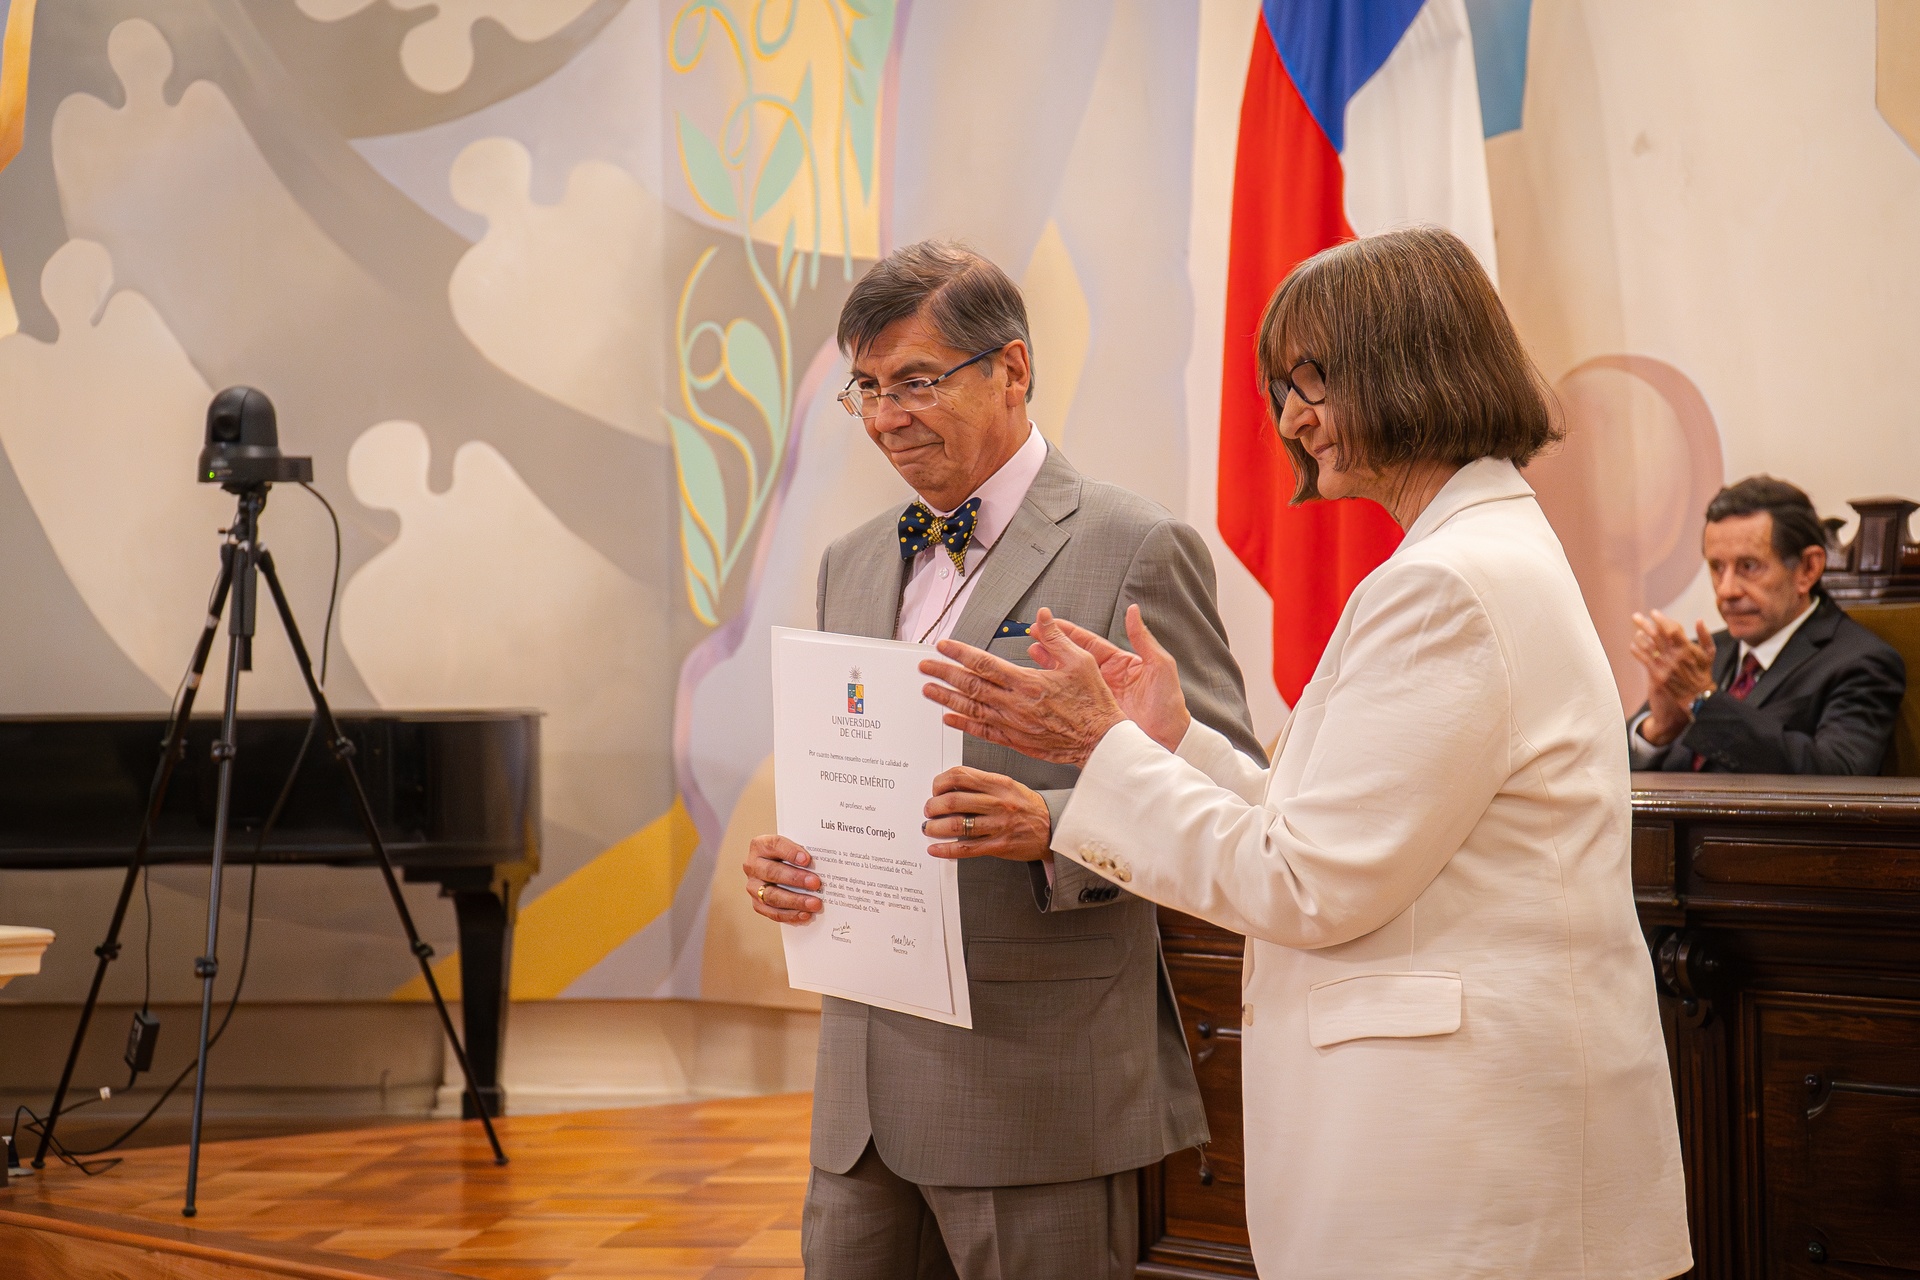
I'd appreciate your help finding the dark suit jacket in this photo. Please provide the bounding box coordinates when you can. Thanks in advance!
[1632,596,1906,774]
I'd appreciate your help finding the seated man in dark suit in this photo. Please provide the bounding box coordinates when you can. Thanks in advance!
[1628,475,1906,773]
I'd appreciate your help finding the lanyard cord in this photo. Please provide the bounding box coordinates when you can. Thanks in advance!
[910,533,1013,652]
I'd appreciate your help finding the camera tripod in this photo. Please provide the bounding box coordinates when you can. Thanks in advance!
[34,482,507,1213]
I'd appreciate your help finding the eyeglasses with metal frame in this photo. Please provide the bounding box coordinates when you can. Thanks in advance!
[838,347,999,420]
[1267,357,1328,415]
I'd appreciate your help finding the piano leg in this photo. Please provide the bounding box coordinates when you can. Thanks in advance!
[452,885,516,1119]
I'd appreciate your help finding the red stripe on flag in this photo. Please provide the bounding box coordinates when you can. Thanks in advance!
[1218,18,1402,705]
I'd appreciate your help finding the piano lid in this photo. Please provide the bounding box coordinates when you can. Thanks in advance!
[0,712,540,873]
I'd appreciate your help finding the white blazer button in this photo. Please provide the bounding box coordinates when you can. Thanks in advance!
[1242,1003,1254,1026]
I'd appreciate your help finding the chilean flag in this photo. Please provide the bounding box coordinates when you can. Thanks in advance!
[1219,0,1499,704]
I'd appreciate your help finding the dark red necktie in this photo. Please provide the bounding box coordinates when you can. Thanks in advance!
[1692,653,1763,770]
[1725,653,1762,700]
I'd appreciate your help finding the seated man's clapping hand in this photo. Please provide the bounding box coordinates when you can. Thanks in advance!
[1629,609,1717,746]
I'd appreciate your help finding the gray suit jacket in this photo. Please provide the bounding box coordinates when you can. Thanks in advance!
[809,444,1265,1187]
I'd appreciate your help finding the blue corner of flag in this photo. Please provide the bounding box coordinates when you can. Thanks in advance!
[1463,0,1532,138]
[1261,0,1427,153]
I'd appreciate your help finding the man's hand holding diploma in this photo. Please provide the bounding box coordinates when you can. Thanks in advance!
[744,836,825,924]
[922,767,1052,862]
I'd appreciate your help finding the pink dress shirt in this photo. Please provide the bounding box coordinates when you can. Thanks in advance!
[893,424,1049,645]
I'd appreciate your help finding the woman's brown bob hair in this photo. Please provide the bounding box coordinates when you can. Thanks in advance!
[1258,226,1560,504]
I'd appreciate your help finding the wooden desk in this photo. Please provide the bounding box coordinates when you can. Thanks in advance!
[1142,774,1920,1280]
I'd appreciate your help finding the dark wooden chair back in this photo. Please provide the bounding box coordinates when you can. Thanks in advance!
[1841,603,1920,777]
[1824,495,1920,777]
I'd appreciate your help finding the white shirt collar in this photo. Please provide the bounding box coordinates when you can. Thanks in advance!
[922,422,1047,552]
[1396,457,1536,549]
[1740,598,1819,670]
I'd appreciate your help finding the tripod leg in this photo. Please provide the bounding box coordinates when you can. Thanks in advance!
[256,550,508,1165]
[34,547,236,1169]
[184,494,262,1218]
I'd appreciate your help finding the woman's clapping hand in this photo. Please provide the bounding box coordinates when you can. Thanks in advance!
[918,605,1191,766]
[1037,605,1191,753]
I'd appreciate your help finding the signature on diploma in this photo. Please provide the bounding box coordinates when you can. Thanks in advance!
[832,923,853,942]
[891,934,916,955]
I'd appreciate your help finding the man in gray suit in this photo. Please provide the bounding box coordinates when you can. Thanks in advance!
[744,241,1263,1279]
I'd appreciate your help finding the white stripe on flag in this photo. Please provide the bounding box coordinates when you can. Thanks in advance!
[1339,0,1499,286]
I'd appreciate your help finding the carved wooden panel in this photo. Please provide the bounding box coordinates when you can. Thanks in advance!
[1756,996,1920,1278]
[1634,821,1678,904]
[1659,989,1736,1280]
[1142,910,1256,1279]
[1691,841,1920,893]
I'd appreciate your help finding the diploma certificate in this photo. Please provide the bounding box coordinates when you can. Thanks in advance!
[771,627,972,1028]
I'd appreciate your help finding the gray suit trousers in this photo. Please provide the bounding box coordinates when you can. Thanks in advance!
[803,1140,1138,1280]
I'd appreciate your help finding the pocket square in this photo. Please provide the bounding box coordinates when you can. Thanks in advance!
[995,618,1032,640]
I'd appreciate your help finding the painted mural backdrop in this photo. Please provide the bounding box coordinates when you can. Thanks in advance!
[2,1,1917,1015]
[0,0,1203,1012]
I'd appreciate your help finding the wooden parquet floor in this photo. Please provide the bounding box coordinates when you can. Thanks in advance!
[0,1093,811,1279]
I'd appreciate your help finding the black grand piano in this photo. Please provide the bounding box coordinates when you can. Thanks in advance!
[0,711,540,1116]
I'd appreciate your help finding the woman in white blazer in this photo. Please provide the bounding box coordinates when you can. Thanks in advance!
[921,228,1692,1279]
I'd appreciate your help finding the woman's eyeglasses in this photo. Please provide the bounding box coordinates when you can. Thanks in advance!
[1267,357,1327,413]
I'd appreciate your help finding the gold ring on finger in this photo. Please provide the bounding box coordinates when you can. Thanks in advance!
[757,882,771,903]
[963,815,975,838]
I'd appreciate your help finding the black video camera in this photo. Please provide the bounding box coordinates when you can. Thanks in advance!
[198,387,313,491]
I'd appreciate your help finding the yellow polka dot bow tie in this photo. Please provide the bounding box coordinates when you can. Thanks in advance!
[898,497,981,573]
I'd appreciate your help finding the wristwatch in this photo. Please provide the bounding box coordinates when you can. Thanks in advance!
[1689,687,1714,717]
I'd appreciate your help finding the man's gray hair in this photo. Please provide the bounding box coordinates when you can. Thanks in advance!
[836,240,1035,402]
